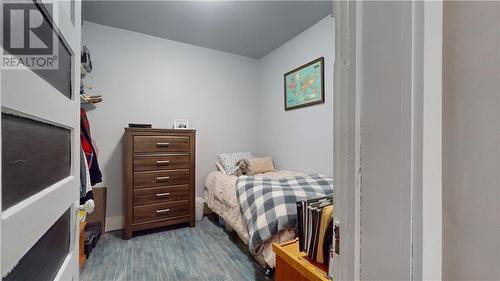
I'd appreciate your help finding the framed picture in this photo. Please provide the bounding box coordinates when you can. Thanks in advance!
[173,119,189,129]
[284,57,325,111]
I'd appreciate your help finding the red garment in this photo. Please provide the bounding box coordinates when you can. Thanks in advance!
[80,108,94,168]
[81,108,102,185]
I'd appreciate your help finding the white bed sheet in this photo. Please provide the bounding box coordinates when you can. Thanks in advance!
[203,170,304,267]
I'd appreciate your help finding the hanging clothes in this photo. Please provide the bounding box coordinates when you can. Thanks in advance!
[80,147,88,198]
[80,147,93,205]
[80,107,103,186]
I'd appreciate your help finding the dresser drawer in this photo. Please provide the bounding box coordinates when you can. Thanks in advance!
[133,185,190,206]
[133,169,189,188]
[134,136,189,153]
[133,201,189,223]
[133,154,190,172]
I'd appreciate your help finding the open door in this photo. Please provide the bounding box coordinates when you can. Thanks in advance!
[1,0,81,280]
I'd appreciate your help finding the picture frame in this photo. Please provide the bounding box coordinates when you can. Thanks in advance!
[284,57,325,111]
[173,119,189,129]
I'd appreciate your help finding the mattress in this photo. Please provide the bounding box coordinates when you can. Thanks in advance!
[203,170,304,267]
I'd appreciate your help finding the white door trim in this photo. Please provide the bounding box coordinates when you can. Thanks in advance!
[0,0,82,279]
[333,1,361,280]
[0,44,2,280]
[411,1,443,280]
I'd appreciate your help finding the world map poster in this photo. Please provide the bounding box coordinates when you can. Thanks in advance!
[284,57,324,110]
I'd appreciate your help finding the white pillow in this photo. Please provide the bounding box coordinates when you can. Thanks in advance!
[216,152,253,175]
[214,162,227,175]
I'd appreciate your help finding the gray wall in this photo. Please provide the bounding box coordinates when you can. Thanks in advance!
[443,2,500,280]
[256,16,334,176]
[82,21,259,229]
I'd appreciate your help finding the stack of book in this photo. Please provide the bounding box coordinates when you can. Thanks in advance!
[296,195,335,264]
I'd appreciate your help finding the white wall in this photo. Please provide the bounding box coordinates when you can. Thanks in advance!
[82,21,259,230]
[256,16,334,176]
[443,2,500,280]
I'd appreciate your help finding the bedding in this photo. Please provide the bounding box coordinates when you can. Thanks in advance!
[203,170,303,267]
[204,171,249,242]
[216,152,253,175]
[214,162,227,175]
[236,174,334,255]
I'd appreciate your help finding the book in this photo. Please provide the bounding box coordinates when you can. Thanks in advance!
[317,205,334,262]
[308,207,322,260]
[297,201,305,252]
[128,123,152,128]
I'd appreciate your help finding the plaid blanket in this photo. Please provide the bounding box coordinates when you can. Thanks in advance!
[236,174,333,254]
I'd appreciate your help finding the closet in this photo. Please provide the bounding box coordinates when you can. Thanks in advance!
[79,45,105,266]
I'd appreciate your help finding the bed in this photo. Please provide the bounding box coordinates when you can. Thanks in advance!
[204,170,303,268]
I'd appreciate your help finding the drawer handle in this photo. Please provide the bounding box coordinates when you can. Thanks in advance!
[156,142,170,147]
[156,176,170,181]
[156,160,170,165]
[156,192,170,197]
[156,208,170,213]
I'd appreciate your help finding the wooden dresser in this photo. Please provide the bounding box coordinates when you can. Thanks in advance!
[123,128,196,239]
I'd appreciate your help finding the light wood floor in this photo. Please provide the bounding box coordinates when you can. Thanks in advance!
[80,216,272,281]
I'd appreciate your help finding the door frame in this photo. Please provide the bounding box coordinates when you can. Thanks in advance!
[333,1,442,280]
[333,1,361,280]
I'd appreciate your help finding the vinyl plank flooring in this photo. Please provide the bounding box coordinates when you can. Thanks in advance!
[197,223,253,280]
[183,225,240,281]
[81,216,272,281]
[123,236,135,281]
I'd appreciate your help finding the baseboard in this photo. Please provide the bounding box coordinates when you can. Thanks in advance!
[105,215,124,232]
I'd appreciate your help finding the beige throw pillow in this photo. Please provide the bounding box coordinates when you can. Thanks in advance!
[248,157,275,174]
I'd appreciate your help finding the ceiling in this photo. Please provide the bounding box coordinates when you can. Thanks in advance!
[82,1,333,59]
